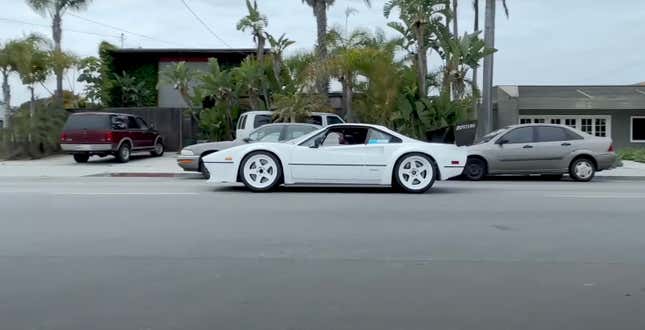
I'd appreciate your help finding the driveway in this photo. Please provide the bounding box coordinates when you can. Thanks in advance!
[0,153,185,178]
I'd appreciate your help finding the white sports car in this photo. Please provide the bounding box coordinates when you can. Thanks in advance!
[203,124,467,193]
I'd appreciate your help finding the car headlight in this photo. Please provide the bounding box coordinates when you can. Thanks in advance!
[180,149,194,156]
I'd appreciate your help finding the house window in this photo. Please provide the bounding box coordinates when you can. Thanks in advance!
[533,118,545,124]
[565,119,577,128]
[520,118,532,124]
[594,118,607,137]
[632,116,645,142]
[581,119,593,134]
[550,118,561,125]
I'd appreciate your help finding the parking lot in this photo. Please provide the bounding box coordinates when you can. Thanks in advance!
[1,176,644,330]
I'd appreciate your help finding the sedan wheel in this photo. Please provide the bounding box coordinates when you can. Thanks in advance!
[394,154,436,193]
[570,158,595,182]
[240,152,282,192]
[464,158,486,181]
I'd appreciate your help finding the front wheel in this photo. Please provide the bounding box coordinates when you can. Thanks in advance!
[240,151,282,192]
[569,158,595,182]
[393,153,437,193]
[464,158,487,181]
[150,140,164,157]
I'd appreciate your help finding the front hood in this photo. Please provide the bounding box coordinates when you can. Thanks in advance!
[185,140,240,153]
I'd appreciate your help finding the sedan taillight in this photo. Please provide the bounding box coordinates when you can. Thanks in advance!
[608,144,614,152]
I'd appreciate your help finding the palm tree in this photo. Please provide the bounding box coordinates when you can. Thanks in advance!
[301,0,371,96]
[481,0,508,133]
[237,0,268,63]
[233,57,267,110]
[265,33,295,88]
[158,61,200,109]
[25,0,93,107]
[384,0,451,98]
[0,41,19,120]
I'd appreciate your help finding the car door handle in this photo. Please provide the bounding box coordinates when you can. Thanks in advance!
[523,145,533,149]
[561,142,571,146]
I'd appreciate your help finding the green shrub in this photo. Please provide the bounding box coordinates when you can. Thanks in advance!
[618,148,645,163]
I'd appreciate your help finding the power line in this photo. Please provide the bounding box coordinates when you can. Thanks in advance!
[179,0,233,48]
[0,17,121,40]
[67,13,185,47]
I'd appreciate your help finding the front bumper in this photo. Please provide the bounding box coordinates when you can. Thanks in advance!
[60,143,113,153]
[177,156,200,171]
[596,152,618,171]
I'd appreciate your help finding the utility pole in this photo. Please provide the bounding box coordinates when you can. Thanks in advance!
[481,0,496,135]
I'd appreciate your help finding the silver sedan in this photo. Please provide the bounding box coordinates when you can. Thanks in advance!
[465,124,617,182]
[177,123,320,178]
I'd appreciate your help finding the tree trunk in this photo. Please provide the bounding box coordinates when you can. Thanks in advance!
[257,33,265,63]
[472,0,480,118]
[415,26,427,98]
[314,0,329,98]
[2,70,10,126]
[452,0,459,37]
[52,11,64,108]
[481,0,495,135]
[341,76,353,123]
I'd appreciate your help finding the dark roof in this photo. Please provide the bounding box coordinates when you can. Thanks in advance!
[111,48,265,56]
[498,85,645,110]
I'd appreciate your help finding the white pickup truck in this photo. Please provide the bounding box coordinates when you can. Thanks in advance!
[236,111,345,139]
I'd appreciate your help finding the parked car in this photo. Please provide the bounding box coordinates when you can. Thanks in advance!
[202,124,467,193]
[236,110,345,139]
[464,124,616,182]
[60,112,164,163]
[178,123,320,178]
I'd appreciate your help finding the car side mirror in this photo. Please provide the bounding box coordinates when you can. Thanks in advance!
[148,124,155,130]
[497,139,509,145]
[243,137,251,143]
[311,137,323,148]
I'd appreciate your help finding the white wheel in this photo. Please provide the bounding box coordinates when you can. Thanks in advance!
[570,158,595,182]
[240,152,282,191]
[394,153,436,193]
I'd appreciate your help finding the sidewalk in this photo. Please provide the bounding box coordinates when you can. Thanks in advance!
[596,160,645,179]
[0,154,190,178]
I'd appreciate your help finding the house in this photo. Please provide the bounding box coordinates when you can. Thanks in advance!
[107,48,344,112]
[495,85,645,149]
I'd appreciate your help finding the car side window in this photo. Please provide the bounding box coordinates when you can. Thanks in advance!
[237,115,247,129]
[111,116,127,130]
[499,127,534,144]
[136,118,148,130]
[284,126,318,141]
[127,116,140,129]
[326,116,344,125]
[321,127,368,147]
[306,115,323,126]
[366,128,401,144]
[253,115,272,128]
[249,126,283,142]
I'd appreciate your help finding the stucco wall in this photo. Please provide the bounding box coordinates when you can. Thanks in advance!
[157,61,210,108]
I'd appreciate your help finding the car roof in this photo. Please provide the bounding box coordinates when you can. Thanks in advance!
[72,112,136,117]
[257,123,321,128]
[507,123,573,129]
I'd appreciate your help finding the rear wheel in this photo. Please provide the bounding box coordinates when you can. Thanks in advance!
[73,154,89,163]
[199,159,211,179]
[393,153,437,193]
[464,158,487,181]
[115,143,131,163]
[240,151,282,192]
[569,157,595,182]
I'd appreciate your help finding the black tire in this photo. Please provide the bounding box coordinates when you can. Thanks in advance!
[569,157,595,182]
[73,154,89,163]
[464,158,487,181]
[115,142,131,163]
[150,140,164,157]
[543,174,564,181]
[199,159,211,180]
[239,151,283,192]
[393,153,437,194]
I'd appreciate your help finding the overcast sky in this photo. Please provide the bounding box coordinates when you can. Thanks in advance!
[2,0,645,105]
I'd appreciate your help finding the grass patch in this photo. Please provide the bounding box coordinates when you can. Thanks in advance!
[618,148,645,163]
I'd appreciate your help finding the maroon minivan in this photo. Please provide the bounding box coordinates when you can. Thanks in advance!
[60,112,164,163]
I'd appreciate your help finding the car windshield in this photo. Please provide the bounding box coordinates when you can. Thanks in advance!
[476,128,507,144]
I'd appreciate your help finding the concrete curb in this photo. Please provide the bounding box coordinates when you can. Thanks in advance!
[85,172,203,179]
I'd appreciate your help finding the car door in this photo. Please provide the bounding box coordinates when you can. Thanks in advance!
[126,116,143,148]
[532,126,579,171]
[289,127,368,183]
[361,128,402,182]
[488,126,538,173]
[136,117,155,147]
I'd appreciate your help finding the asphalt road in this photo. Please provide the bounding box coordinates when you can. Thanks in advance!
[1,177,644,330]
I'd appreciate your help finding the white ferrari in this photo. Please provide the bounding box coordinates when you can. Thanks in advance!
[203,124,467,193]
